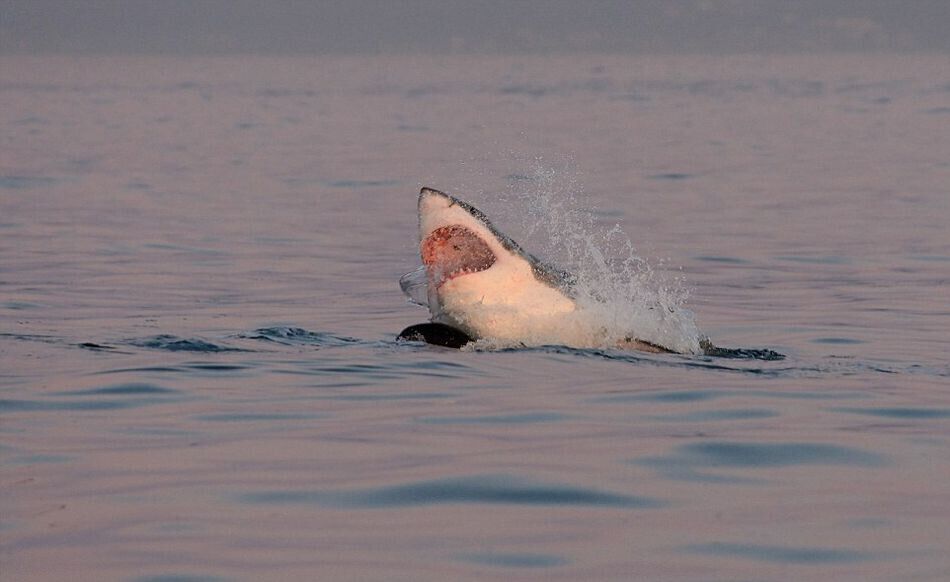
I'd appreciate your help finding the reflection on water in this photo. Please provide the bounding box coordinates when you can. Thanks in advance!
[833,407,950,419]
[2,54,949,581]
[682,542,878,565]
[238,474,663,508]
[126,336,246,353]
[415,412,569,424]
[638,441,887,484]
[456,551,571,568]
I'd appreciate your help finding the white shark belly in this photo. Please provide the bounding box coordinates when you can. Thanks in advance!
[433,261,581,344]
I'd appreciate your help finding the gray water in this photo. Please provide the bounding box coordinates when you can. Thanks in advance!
[2,54,949,581]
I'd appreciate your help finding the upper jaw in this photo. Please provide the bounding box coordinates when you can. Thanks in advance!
[418,188,508,260]
[432,263,494,289]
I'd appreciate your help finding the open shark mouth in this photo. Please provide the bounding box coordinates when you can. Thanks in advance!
[421,225,497,287]
[402,187,581,345]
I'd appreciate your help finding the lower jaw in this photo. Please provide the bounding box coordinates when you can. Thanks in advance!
[434,270,482,289]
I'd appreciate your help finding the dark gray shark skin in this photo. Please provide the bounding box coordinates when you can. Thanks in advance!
[396,323,473,349]
[422,188,576,294]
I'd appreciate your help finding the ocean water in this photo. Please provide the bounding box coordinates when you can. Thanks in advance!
[2,54,949,581]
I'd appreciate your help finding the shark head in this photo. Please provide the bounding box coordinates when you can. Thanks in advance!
[405,187,577,343]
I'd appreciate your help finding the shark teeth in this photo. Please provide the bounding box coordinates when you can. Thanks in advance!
[421,224,497,287]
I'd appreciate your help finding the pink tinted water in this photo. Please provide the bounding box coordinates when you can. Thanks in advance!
[1,55,949,581]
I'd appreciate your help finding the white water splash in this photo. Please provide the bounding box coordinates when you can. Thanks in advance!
[496,158,703,354]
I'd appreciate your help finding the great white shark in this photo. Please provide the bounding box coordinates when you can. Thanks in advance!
[397,187,783,359]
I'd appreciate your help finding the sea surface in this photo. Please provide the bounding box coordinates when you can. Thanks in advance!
[2,54,949,581]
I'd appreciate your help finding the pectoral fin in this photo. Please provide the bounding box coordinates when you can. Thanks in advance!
[397,323,474,349]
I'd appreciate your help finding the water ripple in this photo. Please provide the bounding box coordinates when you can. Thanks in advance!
[1,382,181,412]
[0,175,57,189]
[831,407,950,419]
[195,412,324,422]
[638,441,886,483]
[682,542,878,564]
[240,327,362,347]
[273,356,479,383]
[648,408,778,422]
[416,412,569,425]
[61,383,178,396]
[237,475,662,509]
[127,335,245,353]
[456,552,570,568]
[676,442,886,468]
[508,345,795,375]
[646,172,694,181]
[591,388,866,404]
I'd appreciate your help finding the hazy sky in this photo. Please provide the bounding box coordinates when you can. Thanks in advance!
[2,0,949,55]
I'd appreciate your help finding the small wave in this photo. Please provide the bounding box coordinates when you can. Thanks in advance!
[126,335,244,353]
[416,412,568,425]
[78,342,118,351]
[456,552,570,568]
[811,337,865,345]
[637,441,886,484]
[196,412,321,422]
[693,255,751,265]
[2,301,43,310]
[681,542,878,565]
[62,383,178,396]
[0,399,137,412]
[648,408,778,422]
[1,383,181,413]
[286,358,476,384]
[0,175,57,189]
[237,474,662,509]
[241,327,362,347]
[0,332,61,345]
[830,407,950,419]
[590,388,867,405]
[671,442,886,468]
[490,344,942,379]
[646,172,694,181]
[480,344,794,376]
